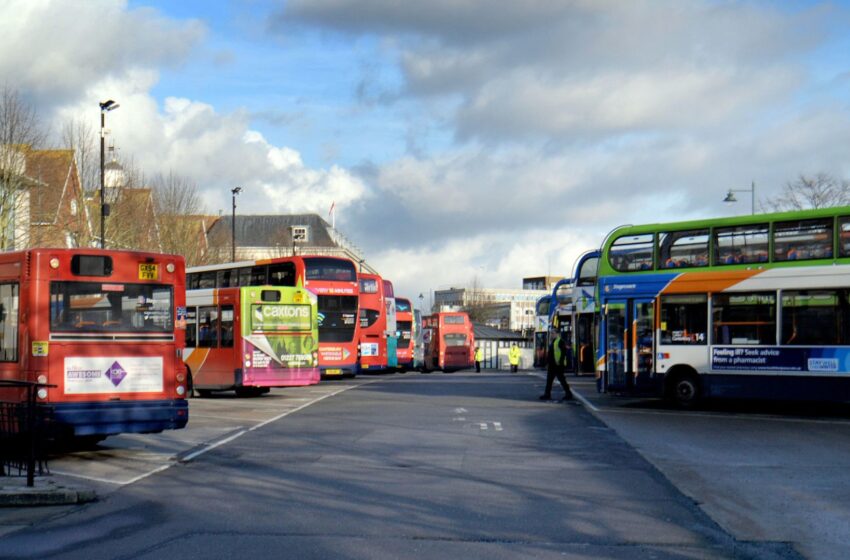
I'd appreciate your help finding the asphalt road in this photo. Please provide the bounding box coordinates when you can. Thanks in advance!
[1,373,801,559]
[562,376,850,560]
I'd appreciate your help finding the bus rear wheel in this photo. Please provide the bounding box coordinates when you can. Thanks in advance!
[235,387,266,398]
[667,370,701,408]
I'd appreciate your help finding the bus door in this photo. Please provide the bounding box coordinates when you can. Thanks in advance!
[604,298,654,392]
[632,299,655,390]
[604,301,628,391]
[576,313,595,374]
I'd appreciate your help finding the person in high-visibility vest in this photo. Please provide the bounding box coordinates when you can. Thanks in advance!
[474,346,483,373]
[508,343,521,373]
[540,329,573,401]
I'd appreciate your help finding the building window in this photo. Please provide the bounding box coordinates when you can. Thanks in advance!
[70,199,78,216]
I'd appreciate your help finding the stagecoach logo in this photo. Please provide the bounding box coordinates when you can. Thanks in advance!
[105,361,128,386]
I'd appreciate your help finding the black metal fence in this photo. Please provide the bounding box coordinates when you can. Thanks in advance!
[0,380,54,487]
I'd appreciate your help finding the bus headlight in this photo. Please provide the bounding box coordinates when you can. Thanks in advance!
[37,388,48,399]
[176,373,185,382]
[176,385,186,396]
[49,258,60,269]
[166,263,175,273]
[245,360,251,368]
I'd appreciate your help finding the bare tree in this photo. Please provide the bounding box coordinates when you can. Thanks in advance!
[0,87,45,250]
[60,118,99,193]
[763,173,850,212]
[152,171,213,266]
[462,275,496,325]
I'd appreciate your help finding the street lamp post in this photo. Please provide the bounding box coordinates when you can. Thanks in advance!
[723,181,756,215]
[418,293,424,312]
[231,187,242,262]
[99,99,119,248]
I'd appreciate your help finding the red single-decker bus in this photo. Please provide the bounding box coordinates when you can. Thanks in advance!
[0,249,188,441]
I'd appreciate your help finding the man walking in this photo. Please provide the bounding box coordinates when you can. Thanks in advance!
[540,329,573,401]
[474,346,483,373]
[508,343,521,373]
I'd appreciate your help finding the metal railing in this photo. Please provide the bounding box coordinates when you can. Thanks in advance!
[0,380,55,487]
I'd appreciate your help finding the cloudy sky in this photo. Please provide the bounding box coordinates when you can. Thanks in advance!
[3,0,850,305]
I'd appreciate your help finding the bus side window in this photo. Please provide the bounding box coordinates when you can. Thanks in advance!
[198,306,218,348]
[185,307,198,348]
[220,305,234,348]
[238,267,251,287]
[0,283,19,362]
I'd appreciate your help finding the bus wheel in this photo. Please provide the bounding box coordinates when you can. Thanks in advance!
[196,389,213,398]
[186,371,195,398]
[667,370,701,408]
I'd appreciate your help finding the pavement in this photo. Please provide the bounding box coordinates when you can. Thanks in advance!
[0,475,96,507]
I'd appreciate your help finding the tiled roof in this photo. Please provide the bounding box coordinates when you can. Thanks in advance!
[207,214,337,248]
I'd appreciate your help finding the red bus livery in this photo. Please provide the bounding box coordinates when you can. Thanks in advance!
[0,249,188,439]
[358,273,388,372]
[395,297,414,371]
[422,312,474,372]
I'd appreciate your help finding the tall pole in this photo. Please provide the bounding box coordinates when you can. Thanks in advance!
[98,100,118,249]
[231,187,241,262]
[99,109,105,248]
[750,181,755,215]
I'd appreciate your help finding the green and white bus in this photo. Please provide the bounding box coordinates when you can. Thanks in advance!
[596,206,850,405]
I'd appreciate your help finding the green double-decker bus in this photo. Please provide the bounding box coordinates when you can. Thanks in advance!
[596,206,850,405]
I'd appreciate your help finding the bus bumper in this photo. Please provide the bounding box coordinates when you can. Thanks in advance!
[51,399,189,436]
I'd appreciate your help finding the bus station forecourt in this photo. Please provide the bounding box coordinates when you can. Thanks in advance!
[4,206,850,557]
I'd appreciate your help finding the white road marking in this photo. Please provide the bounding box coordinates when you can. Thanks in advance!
[453,417,466,421]
[572,391,598,411]
[454,407,468,413]
[493,422,503,431]
[479,423,488,430]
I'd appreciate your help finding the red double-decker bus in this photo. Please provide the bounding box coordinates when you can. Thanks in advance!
[395,297,415,371]
[357,273,388,372]
[187,255,360,377]
[0,249,188,442]
[422,312,474,372]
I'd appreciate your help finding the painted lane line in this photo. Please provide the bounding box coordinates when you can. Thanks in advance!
[454,407,468,413]
[600,406,850,425]
[493,422,503,431]
[572,390,598,411]
[479,423,488,430]
[181,429,248,462]
[453,417,466,422]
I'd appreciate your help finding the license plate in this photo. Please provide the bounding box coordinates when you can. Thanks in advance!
[139,263,159,280]
[326,368,342,375]
[361,364,369,369]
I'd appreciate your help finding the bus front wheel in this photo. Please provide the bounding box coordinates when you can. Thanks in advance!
[667,369,701,408]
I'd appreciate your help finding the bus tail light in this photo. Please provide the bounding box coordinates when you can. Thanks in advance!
[37,388,48,400]
[176,385,186,396]
[176,373,185,382]
[37,374,48,384]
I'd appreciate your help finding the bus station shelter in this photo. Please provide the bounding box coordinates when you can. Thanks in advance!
[472,324,532,370]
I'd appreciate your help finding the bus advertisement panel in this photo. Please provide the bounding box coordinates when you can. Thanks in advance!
[422,312,474,372]
[395,297,414,370]
[0,249,189,440]
[184,286,319,396]
[358,273,388,372]
[383,279,398,369]
[596,207,850,405]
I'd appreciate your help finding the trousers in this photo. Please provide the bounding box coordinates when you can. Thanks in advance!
[544,365,572,398]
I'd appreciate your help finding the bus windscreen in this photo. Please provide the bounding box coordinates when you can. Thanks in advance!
[305,258,356,282]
